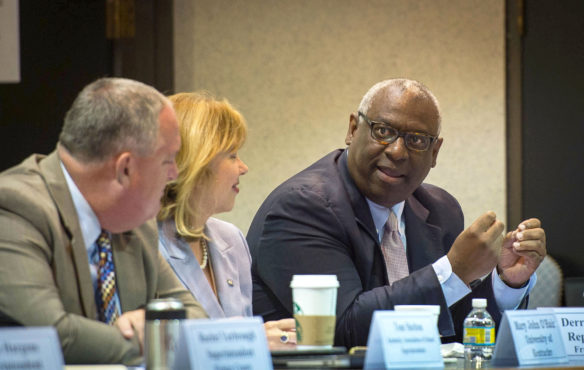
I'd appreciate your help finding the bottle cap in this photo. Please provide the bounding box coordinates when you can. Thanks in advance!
[471,298,487,308]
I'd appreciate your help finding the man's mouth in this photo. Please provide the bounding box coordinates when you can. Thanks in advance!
[377,166,405,182]
[378,166,404,178]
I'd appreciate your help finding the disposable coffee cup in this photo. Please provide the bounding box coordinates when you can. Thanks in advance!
[290,274,339,349]
[394,304,440,325]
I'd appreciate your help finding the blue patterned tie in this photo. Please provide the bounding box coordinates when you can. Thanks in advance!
[96,231,120,324]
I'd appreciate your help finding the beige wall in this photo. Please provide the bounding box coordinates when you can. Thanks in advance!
[174,0,506,233]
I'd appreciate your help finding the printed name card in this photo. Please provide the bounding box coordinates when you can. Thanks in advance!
[364,310,443,369]
[175,316,272,370]
[493,310,568,367]
[539,307,584,362]
[0,327,64,370]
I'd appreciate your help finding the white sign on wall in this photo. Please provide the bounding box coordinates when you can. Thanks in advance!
[0,0,21,83]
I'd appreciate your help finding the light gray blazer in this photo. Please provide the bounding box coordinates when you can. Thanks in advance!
[158,217,253,318]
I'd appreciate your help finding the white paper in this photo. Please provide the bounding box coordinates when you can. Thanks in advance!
[493,310,568,367]
[175,316,273,370]
[0,327,64,369]
[539,307,584,362]
[364,310,443,369]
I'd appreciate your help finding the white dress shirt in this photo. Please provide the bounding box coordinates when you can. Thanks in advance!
[60,162,122,315]
[366,198,536,311]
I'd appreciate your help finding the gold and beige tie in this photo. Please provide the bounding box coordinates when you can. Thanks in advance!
[95,231,120,324]
[380,212,409,285]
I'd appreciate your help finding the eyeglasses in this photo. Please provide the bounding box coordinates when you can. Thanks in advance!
[358,111,438,152]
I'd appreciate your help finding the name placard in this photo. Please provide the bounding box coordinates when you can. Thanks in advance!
[539,307,584,362]
[0,327,64,370]
[493,310,568,367]
[174,316,272,370]
[364,310,443,369]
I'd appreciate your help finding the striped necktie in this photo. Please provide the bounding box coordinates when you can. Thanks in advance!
[95,230,120,324]
[380,211,409,285]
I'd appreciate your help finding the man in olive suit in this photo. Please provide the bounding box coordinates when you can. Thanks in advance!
[0,78,207,364]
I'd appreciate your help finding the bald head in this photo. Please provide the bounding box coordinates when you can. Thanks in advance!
[358,79,441,133]
[59,77,170,163]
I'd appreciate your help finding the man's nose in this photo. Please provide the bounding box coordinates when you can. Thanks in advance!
[384,136,409,161]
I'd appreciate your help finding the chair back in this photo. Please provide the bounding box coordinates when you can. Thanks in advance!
[564,277,584,306]
[527,255,563,308]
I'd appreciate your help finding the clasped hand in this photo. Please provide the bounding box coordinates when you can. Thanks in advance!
[448,211,546,288]
[264,318,297,350]
[115,308,146,353]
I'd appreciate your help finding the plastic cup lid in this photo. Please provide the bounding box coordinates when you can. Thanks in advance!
[290,274,339,288]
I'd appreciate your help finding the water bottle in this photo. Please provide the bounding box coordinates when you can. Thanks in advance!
[144,298,186,370]
[463,298,495,368]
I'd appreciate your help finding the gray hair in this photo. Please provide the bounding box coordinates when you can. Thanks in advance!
[358,78,441,127]
[59,77,169,162]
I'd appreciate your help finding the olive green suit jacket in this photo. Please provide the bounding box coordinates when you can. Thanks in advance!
[0,151,207,364]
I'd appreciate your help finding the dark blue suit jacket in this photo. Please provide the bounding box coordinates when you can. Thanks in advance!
[247,149,502,347]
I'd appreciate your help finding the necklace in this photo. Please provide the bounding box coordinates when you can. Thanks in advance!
[199,238,209,269]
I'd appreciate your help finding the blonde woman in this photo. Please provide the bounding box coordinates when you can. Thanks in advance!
[158,92,296,349]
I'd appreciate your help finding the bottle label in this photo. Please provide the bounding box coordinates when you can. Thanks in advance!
[463,326,495,346]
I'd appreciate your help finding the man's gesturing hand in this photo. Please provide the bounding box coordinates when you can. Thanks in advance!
[447,211,504,286]
[497,218,546,288]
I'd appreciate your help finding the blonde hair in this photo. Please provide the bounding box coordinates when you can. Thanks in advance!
[158,91,247,239]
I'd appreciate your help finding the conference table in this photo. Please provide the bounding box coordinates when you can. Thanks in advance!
[62,363,584,369]
[60,355,584,369]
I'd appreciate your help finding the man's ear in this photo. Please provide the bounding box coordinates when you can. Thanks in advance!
[345,113,359,146]
[431,137,443,168]
[114,152,133,186]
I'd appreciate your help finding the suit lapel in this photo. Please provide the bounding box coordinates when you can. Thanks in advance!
[112,231,146,312]
[336,150,379,287]
[206,225,238,317]
[160,223,225,318]
[404,194,444,272]
[337,151,377,241]
[40,151,97,318]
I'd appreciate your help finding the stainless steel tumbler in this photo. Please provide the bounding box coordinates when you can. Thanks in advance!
[145,298,186,370]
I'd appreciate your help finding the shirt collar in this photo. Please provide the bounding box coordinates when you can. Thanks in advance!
[366,198,405,241]
[60,162,101,251]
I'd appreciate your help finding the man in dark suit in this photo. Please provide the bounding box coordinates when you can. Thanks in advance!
[0,78,207,364]
[247,78,546,347]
